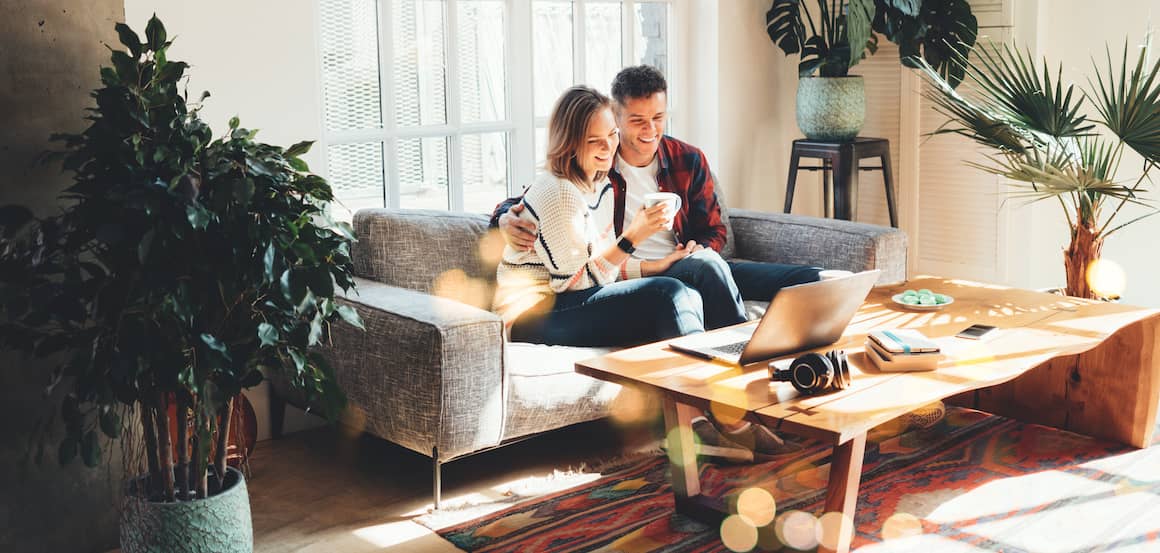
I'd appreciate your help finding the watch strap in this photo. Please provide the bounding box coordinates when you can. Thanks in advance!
[617,236,635,254]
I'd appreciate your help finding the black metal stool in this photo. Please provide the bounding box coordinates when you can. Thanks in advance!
[783,137,898,227]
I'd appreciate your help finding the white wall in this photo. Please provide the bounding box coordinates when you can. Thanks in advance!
[121,1,326,169]
[123,0,328,438]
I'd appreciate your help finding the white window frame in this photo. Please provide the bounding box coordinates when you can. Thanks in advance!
[316,0,679,212]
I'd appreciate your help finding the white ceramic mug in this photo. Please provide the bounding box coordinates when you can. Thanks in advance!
[818,269,854,281]
[643,192,682,230]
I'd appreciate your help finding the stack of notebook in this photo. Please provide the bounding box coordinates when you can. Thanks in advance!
[865,329,941,372]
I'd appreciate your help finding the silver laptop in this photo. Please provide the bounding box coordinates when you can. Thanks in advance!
[668,269,880,365]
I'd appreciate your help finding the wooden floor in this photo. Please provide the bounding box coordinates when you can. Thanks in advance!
[247,420,658,552]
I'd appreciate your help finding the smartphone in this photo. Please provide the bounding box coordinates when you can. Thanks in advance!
[956,324,998,340]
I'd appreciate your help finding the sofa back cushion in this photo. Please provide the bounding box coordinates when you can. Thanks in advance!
[714,187,736,260]
[351,209,499,301]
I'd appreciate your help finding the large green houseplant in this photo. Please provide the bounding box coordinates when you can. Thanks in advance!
[917,42,1160,299]
[0,16,362,552]
[766,0,978,140]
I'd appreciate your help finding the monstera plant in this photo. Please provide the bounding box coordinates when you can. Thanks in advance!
[0,16,361,552]
[765,0,978,83]
[917,41,1160,300]
[765,0,977,140]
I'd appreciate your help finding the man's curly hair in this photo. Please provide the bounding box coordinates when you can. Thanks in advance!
[610,65,667,105]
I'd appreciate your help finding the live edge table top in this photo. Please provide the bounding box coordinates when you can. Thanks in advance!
[575,276,1160,448]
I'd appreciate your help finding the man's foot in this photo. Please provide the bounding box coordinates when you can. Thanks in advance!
[901,401,946,431]
[723,422,804,462]
[691,417,754,464]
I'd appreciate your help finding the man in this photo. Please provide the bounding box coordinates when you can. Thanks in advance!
[492,65,821,462]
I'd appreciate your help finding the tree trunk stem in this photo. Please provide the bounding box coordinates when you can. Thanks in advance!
[154,392,176,502]
[214,398,234,492]
[1064,215,1104,299]
[175,396,188,500]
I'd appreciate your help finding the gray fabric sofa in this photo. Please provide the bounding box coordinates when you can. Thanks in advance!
[271,206,907,506]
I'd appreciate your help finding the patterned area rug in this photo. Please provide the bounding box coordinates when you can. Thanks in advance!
[424,407,1160,552]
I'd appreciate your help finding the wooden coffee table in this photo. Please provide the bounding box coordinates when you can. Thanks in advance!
[574,277,1160,553]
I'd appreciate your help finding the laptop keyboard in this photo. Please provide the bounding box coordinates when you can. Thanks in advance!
[711,340,749,356]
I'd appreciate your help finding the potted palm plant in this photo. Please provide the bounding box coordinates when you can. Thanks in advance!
[766,0,978,140]
[0,16,362,552]
[917,41,1160,299]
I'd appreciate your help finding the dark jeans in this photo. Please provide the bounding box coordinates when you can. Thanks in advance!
[726,260,823,302]
[660,250,747,330]
[509,276,705,347]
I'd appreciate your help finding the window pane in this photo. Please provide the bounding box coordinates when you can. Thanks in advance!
[319,0,381,131]
[327,142,385,218]
[634,2,668,76]
[533,1,573,118]
[393,0,448,127]
[398,137,450,210]
[585,2,622,93]
[462,132,510,213]
[458,1,507,123]
[534,126,548,167]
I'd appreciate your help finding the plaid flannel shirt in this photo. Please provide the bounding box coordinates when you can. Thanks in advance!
[608,135,727,252]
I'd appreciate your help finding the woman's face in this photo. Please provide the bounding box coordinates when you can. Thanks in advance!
[578,107,619,182]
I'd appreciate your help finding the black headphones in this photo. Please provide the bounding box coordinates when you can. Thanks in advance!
[770,349,851,395]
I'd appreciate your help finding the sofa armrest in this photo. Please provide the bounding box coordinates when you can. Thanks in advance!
[325,277,505,460]
[727,209,908,284]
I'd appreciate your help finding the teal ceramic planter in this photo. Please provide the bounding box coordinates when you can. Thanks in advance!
[796,76,865,141]
[121,467,253,553]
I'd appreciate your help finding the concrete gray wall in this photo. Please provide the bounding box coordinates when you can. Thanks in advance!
[1,1,127,552]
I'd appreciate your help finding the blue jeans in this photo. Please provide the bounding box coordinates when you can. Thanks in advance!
[660,250,747,330]
[509,277,705,347]
[726,260,823,302]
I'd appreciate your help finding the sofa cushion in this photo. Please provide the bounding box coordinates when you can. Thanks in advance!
[502,341,620,441]
[351,209,498,297]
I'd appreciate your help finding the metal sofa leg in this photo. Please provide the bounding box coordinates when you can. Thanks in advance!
[433,446,442,510]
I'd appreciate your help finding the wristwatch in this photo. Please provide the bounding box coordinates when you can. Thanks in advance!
[616,236,636,254]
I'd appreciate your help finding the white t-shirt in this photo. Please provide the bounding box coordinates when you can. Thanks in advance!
[618,155,678,260]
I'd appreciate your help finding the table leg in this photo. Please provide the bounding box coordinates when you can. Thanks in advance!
[662,396,701,498]
[820,432,867,553]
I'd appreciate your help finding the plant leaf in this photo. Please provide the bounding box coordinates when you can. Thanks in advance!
[99,409,121,439]
[257,322,279,347]
[115,23,142,58]
[846,0,876,66]
[145,14,167,51]
[284,141,313,158]
[336,304,365,330]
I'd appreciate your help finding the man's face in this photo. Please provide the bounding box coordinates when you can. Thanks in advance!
[614,92,667,163]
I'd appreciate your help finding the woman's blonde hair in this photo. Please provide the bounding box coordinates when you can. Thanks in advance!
[546,86,613,186]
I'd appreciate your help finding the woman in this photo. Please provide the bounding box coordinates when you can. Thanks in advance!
[495,86,704,347]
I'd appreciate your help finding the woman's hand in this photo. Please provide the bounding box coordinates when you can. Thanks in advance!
[641,241,699,276]
[622,204,669,245]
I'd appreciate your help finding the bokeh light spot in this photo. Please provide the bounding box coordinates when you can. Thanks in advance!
[882,512,923,540]
[720,514,759,552]
[736,488,776,527]
[609,387,658,426]
[816,511,852,550]
[664,426,690,469]
[709,400,747,428]
[775,510,818,550]
[1086,258,1126,300]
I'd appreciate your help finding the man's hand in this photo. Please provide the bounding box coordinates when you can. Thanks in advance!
[641,242,696,276]
[678,240,705,254]
[499,203,538,251]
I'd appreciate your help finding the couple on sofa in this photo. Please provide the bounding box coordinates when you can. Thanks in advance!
[489,65,822,463]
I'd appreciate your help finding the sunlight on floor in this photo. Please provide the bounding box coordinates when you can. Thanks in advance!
[351,521,432,548]
[924,470,1112,523]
